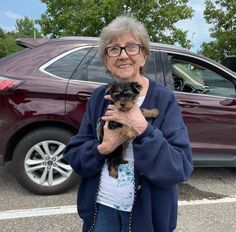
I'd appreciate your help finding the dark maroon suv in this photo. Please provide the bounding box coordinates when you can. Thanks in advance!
[0,37,235,195]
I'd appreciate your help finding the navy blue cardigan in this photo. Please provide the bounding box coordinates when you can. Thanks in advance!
[63,79,193,232]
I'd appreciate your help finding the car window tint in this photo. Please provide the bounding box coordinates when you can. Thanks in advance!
[171,59,235,98]
[44,47,91,79]
[72,49,112,83]
[87,53,112,83]
[144,52,155,81]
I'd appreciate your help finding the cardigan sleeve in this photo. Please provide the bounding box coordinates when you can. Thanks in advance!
[133,91,193,188]
[63,91,106,178]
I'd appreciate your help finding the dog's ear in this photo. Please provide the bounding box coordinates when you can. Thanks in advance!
[131,82,143,94]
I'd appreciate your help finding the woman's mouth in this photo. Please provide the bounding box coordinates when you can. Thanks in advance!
[118,64,132,69]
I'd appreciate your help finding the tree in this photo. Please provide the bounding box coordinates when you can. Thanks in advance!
[38,0,193,48]
[199,0,236,62]
[0,29,22,58]
[16,16,43,38]
[0,28,5,39]
[0,17,44,58]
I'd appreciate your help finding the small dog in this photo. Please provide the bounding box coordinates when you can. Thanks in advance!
[103,81,159,178]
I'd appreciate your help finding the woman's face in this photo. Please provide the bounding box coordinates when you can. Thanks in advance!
[104,33,147,81]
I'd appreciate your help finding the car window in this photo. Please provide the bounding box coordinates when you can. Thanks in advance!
[85,52,112,83]
[72,48,112,83]
[72,48,156,83]
[44,47,91,79]
[143,52,156,81]
[171,59,235,98]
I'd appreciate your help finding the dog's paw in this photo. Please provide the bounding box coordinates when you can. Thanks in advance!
[151,108,159,117]
[141,108,159,118]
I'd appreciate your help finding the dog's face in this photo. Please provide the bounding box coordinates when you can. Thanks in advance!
[106,82,143,111]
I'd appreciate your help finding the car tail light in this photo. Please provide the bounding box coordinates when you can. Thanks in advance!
[0,76,25,92]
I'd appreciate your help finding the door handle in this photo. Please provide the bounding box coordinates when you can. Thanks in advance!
[220,99,236,106]
[178,100,200,108]
[77,91,91,100]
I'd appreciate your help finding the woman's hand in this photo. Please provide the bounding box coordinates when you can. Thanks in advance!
[101,95,148,136]
[97,121,127,155]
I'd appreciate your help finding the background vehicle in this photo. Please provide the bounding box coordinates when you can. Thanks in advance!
[0,37,235,195]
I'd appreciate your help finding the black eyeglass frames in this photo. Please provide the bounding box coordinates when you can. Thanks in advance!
[105,44,144,57]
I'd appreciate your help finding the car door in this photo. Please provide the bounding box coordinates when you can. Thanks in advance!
[161,52,236,167]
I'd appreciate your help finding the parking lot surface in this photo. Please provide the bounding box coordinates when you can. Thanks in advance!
[0,163,235,231]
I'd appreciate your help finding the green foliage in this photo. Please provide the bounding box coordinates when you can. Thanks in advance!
[0,28,5,39]
[38,0,194,48]
[199,0,236,62]
[0,17,43,58]
[0,30,22,58]
[16,16,43,38]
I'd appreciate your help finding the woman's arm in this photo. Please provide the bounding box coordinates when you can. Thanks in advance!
[63,90,108,178]
[63,112,106,178]
[63,89,130,177]
[133,93,193,188]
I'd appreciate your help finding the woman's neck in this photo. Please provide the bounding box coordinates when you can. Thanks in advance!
[137,76,149,96]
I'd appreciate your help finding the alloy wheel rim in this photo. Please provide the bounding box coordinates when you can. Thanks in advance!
[24,140,72,186]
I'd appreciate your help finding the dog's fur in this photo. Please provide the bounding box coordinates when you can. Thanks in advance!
[99,81,159,178]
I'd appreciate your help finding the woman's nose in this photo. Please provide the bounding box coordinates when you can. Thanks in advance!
[119,48,129,58]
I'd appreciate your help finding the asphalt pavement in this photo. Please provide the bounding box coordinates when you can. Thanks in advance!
[0,162,235,231]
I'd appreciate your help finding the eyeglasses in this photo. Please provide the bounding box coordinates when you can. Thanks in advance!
[105,44,144,58]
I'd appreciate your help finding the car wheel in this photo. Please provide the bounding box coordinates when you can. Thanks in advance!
[12,127,79,195]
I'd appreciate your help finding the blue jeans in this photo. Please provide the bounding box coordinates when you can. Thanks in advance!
[93,204,130,232]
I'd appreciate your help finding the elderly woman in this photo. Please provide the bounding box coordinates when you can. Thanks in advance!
[64,16,193,232]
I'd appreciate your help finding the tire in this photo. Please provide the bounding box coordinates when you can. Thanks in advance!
[12,127,79,195]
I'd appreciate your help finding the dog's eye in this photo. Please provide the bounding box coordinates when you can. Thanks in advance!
[113,92,120,97]
[112,92,121,100]
[124,91,133,97]
[125,93,132,97]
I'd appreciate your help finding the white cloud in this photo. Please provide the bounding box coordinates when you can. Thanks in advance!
[4,10,23,20]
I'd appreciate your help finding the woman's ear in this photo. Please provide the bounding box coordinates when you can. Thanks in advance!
[103,55,108,65]
[143,49,148,61]
[103,56,111,73]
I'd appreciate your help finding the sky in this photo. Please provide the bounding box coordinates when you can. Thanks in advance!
[0,0,212,52]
